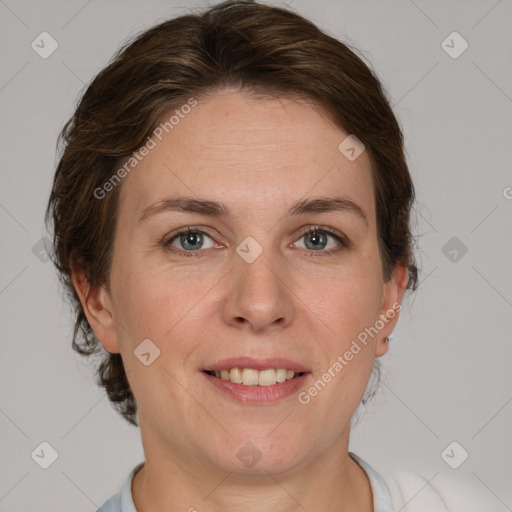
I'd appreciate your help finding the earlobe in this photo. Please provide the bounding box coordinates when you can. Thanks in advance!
[71,267,120,354]
[375,336,391,357]
[375,264,409,357]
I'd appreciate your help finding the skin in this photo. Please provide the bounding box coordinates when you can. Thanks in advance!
[73,88,408,512]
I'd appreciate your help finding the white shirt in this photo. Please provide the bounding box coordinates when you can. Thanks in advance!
[96,452,507,511]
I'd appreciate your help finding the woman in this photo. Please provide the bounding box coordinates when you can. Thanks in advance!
[46,1,496,510]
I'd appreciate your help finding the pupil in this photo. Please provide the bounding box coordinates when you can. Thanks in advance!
[305,232,326,250]
[182,232,202,250]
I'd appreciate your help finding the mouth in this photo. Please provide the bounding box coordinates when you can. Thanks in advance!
[201,358,311,403]
[203,368,306,386]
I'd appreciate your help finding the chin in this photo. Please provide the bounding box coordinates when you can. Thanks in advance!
[207,434,309,476]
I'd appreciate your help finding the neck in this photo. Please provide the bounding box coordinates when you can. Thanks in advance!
[131,421,373,512]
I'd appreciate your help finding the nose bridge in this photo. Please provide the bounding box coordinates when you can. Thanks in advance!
[221,237,294,331]
[237,242,280,293]
[235,238,284,302]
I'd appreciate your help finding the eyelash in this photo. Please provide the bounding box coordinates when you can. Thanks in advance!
[162,225,350,258]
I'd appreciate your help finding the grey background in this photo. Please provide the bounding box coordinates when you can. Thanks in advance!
[0,0,511,510]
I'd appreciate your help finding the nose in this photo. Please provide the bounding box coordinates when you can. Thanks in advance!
[220,245,295,333]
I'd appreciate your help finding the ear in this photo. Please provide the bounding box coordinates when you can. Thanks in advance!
[71,266,120,354]
[374,264,409,357]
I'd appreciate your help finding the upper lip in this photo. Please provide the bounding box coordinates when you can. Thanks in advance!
[203,357,310,373]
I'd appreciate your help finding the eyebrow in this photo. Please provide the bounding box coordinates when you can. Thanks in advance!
[138,195,368,226]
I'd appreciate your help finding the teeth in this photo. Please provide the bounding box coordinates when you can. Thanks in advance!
[258,369,276,386]
[229,368,243,383]
[242,368,259,385]
[210,367,300,386]
[275,368,287,383]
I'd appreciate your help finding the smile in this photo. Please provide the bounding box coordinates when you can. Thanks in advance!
[204,368,304,386]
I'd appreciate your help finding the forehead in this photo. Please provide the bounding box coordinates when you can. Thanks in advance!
[118,89,375,226]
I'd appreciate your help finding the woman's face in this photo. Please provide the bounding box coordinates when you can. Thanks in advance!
[79,89,406,475]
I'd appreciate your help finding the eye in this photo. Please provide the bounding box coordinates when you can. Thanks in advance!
[293,226,349,256]
[163,225,349,258]
[163,227,219,257]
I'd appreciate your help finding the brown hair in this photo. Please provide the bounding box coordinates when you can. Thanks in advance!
[46,0,419,426]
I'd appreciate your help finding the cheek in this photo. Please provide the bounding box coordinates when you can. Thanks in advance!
[113,262,216,357]
[118,277,165,336]
[298,261,383,342]
[111,265,175,343]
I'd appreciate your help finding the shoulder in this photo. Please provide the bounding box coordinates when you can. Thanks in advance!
[383,469,508,512]
[95,461,143,512]
[96,493,121,512]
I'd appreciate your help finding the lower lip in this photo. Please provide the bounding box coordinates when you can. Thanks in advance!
[202,372,310,403]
